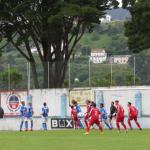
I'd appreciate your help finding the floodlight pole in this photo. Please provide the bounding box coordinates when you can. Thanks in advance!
[27,62,31,92]
[8,64,11,90]
[69,59,71,88]
[89,56,91,87]
[27,62,28,90]
[29,62,31,91]
[133,56,136,85]
[110,61,113,86]
[48,61,50,89]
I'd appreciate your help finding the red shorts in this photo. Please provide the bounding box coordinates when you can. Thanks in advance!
[84,114,89,120]
[129,115,138,121]
[89,117,100,126]
[116,116,124,123]
[73,116,78,122]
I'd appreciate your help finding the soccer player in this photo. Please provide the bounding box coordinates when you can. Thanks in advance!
[70,105,78,129]
[41,102,49,130]
[100,103,112,129]
[109,101,117,129]
[115,100,127,132]
[72,100,84,128]
[25,102,34,131]
[85,102,103,135]
[128,102,142,130]
[84,100,92,128]
[19,101,26,131]
[0,106,4,118]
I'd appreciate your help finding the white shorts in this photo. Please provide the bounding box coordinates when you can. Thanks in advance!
[25,117,33,122]
[20,117,25,122]
[42,116,48,123]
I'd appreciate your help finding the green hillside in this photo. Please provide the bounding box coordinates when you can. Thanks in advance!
[77,21,130,55]
[0,21,141,89]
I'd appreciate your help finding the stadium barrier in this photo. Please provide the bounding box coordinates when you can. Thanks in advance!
[0,86,150,130]
[0,117,150,131]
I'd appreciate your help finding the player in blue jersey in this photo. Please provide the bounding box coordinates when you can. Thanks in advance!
[100,103,112,129]
[19,101,26,131]
[25,102,34,131]
[41,102,49,130]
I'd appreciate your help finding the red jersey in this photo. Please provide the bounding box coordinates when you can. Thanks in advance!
[116,105,124,117]
[128,105,138,116]
[90,108,101,119]
[87,104,92,113]
[71,108,78,119]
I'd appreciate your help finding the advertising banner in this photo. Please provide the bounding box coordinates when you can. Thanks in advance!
[69,89,94,106]
[0,90,28,116]
[51,118,74,129]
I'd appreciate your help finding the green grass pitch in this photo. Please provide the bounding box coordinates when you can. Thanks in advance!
[0,129,149,150]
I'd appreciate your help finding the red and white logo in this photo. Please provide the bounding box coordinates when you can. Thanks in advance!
[6,94,21,112]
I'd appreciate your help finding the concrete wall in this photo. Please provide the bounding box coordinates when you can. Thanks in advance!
[0,89,70,117]
[93,86,150,116]
[0,86,150,130]
[30,89,69,117]
[0,117,51,131]
[0,117,150,131]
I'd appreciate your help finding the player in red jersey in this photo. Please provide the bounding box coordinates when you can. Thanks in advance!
[115,100,127,132]
[71,105,79,129]
[128,102,142,130]
[85,103,103,135]
[84,100,92,128]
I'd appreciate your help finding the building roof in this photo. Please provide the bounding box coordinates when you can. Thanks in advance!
[91,48,106,53]
[110,55,131,58]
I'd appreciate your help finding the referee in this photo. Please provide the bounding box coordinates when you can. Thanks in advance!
[109,101,117,129]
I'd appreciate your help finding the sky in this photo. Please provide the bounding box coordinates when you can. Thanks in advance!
[118,0,122,7]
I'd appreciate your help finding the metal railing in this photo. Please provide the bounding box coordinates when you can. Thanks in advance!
[0,55,149,90]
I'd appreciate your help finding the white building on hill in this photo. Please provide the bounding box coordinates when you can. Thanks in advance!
[90,48,107,64]
[100,15,112,23]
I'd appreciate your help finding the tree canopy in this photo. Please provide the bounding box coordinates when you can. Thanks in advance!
[0,68,23,89]
[124,0,150,53]
[0,0,119,88]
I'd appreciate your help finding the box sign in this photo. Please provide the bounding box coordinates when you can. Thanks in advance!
[51,118,74,129]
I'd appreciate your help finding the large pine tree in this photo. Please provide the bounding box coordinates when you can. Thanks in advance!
[0,0,119,88]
